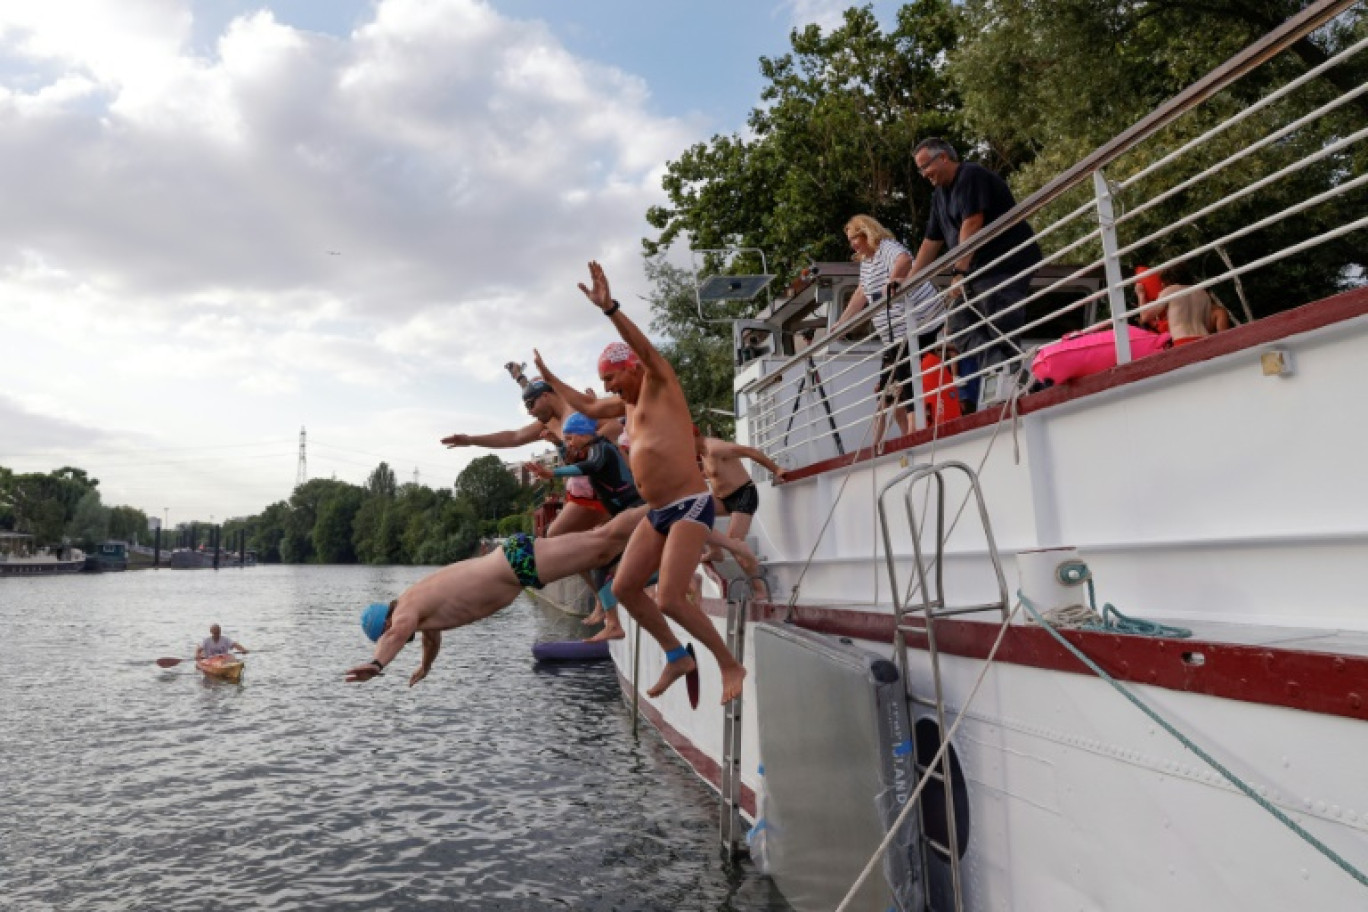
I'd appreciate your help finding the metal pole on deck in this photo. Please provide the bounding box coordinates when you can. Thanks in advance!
[1093,169,1134,365]
[631,621,641,736]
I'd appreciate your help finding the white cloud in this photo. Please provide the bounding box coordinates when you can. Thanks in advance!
[0,0,694,518]
[782,0,855,32]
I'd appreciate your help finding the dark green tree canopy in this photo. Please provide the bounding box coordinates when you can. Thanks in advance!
[455,454,521,522]
[643,0,1365,415]
[646,2,964,283]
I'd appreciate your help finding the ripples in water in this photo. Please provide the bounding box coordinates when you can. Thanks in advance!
[0,566,790,911]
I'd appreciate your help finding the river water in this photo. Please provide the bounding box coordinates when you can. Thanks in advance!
[0,566,790,911]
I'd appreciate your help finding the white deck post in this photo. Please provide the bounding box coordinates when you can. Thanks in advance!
[1093,169,1133,365]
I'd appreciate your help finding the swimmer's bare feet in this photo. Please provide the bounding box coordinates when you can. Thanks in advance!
[647,650,697,699]
[584,605,606,626]
[720,661,748,704]
[584,623,625,643]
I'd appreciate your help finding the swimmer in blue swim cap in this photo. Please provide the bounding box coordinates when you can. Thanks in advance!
[346,505,650,686]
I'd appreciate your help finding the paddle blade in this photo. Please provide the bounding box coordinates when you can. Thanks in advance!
[156,657,187,668]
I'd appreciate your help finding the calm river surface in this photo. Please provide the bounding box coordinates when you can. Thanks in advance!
[0,566,790,911]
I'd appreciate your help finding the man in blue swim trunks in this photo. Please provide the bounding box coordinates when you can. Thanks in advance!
[577,261,747,707]
[345,505,648,686]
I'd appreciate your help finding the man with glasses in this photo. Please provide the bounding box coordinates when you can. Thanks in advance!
[441,377,572,452]
[909,138,1042,412]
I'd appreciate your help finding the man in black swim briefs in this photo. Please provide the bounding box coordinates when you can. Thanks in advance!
[694,428,785,552]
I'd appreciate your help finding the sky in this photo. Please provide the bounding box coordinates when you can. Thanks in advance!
[0,0,899,526]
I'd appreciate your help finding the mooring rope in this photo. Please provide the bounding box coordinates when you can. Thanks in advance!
[1019,590,1368,889]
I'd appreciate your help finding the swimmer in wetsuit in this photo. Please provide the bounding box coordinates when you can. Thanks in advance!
[344,505,648,686]
[526,412,645,642]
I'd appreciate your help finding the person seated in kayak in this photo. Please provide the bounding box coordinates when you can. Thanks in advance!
[345,504,649,687]
[196,624,248,660]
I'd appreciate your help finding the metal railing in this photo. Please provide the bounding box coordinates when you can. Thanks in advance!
[741,0,1365,468]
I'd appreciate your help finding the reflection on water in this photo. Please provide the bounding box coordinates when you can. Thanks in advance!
[0,566,790,911]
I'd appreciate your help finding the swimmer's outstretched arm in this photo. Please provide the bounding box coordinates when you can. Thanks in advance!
[345,611,419,683]
[408,630,442,687]
[534,349,624,420]
[442,420,544,449]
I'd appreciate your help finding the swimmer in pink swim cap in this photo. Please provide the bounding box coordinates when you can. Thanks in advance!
[569,261,747,708]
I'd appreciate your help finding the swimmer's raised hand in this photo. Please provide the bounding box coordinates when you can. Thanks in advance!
[577,261,614,312]
[441,433,471,448]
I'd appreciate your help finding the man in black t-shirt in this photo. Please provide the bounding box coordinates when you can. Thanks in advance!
[909,138,1041,411]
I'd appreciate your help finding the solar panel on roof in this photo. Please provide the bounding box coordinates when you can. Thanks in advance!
[697,274,775,302]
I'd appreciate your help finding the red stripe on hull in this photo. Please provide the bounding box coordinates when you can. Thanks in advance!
[614,668,758,819]
[741,601,1368,723]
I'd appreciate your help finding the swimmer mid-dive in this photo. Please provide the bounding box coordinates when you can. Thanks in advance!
[576,260,747,706]
[344,505,648,686]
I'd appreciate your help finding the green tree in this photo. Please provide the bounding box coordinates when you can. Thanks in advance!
[951,0,1366,317]
[0,466,13,531]
[281,478,354,563]
[313,485,365,563]
[353,496,403,564]
[455,455,520,523]
[3,468,98,545]
[367,462,398,499]
[66,490,109,550]
[248,501,290,563]
[353,462,404,564]
[413,494,480,564]
[496,513,532,536]
[108,506,149,544]
[645,257,737,437]
[646,2,964,283]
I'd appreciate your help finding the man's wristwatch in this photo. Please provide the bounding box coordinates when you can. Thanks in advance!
[603,300,621,317]
[369,658,384,671]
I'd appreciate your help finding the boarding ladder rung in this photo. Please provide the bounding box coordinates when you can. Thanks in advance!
[877,460,1010,912]
[719,577,750,859]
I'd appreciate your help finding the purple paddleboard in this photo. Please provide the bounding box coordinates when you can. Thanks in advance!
[532,640,612,662]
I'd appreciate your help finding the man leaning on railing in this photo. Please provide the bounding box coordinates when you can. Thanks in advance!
[909,138,1043,413]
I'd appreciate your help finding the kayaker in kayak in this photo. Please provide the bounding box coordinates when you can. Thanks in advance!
[195,624,248,660]
[345,504,648,686]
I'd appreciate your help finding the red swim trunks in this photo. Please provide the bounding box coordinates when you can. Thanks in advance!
[566,493,609,513]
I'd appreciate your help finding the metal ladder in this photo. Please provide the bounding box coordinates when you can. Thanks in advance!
[719,576,752,859]
[876,460,1010,912]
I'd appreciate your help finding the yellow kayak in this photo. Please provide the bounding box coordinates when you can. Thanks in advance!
[195,655,244,683]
